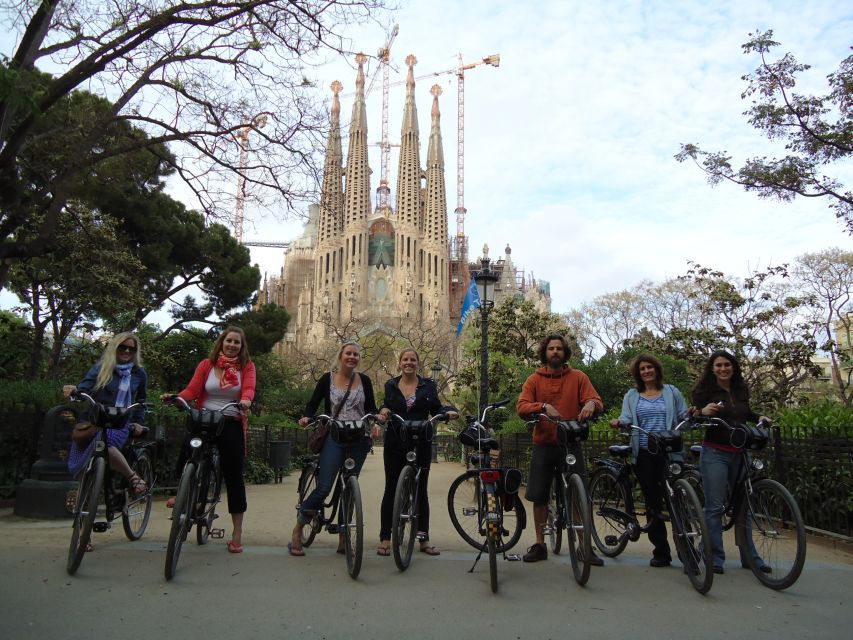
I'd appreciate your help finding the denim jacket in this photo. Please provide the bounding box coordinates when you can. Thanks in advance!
[77,363,148,424]
[617,384,688,461]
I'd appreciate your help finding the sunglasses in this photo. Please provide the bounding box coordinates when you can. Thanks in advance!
[117,345,137,354]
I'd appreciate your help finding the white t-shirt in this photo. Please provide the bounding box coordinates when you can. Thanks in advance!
[203,369,242,417]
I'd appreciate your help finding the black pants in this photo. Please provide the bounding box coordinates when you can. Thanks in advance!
[634,450,671,561]
[175,418,247,514]
[379,442,432,541]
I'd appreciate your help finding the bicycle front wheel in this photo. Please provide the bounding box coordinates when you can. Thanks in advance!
[165,462,196,581]
[67,457,104,575]
[342,475,364,579]
[589,467,630,558]
[738,478,806,590]
[196,458,222,545]
[565,473,592,586]
[392,465,417,571]
[671,478,713,595]
[122,450,153,541]
[547,478,563,555]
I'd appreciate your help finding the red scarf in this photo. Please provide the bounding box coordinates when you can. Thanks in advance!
[215,354,241,390]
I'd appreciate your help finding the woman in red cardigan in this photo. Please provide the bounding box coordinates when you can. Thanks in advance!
[164,326,256,553]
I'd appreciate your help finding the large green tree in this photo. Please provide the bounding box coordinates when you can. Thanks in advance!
[676,30,852,234]
[0,0,388,289]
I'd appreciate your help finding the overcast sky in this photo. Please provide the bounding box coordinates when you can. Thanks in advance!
[3,0,851,321]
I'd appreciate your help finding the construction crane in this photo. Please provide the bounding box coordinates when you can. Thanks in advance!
[233,114,267,244]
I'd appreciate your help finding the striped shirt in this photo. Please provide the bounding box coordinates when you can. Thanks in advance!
[636,395,668,449]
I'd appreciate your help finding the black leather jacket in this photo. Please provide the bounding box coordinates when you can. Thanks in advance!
[382,376,456,449]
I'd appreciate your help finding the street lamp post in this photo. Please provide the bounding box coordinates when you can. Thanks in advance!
[473,244,498,417]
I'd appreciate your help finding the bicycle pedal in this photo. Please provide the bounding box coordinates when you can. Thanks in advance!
[92,522,111,533]
[210,528,225,539]
[461,507,477,516]
[327,524,339,534]
[505,553,522,561]
[605,535,618,545]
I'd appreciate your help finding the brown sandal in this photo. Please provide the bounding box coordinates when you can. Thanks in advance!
[129,473,147,496]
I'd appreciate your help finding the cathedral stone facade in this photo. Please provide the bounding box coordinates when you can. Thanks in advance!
[258,53,550,362]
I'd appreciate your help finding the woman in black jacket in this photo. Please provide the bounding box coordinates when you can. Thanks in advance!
[376,348,457,556]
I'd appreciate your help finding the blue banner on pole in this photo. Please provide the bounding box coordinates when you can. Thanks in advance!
[456,278,481,336]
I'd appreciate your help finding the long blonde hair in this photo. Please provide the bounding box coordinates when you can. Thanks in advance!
[94,332,142,391]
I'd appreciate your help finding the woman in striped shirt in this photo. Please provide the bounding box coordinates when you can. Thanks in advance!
[611,354,689,567]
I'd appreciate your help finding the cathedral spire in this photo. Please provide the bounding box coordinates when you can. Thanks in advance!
[424,84,448,246]
[318,80,343,244]
[343,53,371,230]
[395,54,421,228]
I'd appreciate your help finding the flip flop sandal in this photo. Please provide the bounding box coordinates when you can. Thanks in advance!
[65,489,78,513]
[129,473,147,496]
[227,540,244,554]
[287,542,305,557]
[85,542,94,552]
[377,546,391,556]
[419,545,440,556]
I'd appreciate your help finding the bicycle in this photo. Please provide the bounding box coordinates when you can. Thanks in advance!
[66,392,155,576]
[162,395,235,581]
[589,420,713,594]
[526,413,594,586]
[385,412,449,571]
[446,399,526,594]
[296,414,375,579]
[684,417,806,590]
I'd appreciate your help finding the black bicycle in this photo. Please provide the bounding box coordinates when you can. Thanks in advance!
[386,412,448,571]
[447,400,526,593]
[527,413,594,586]
[589,421,713,594]
[684,417,806,590]
[296,414,375,579]
[66,392,155,575]
[163,395,234,581]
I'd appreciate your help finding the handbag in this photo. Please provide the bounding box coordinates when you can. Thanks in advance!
[308,372,355,454]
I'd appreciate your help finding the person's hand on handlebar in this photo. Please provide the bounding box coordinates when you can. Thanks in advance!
[239,399,251,410]
[62,385,76,399]
[445,410,459,421]
[377,408,390,423]
[609,418,621,429]
[298,416,311,428]
[540,403,561,419]
[577,400,597,422]
[698,401,723,417]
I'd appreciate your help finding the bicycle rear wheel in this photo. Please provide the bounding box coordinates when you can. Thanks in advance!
[165,462,196,581]
[296,463,320,547]
[738,478,806,590]
[342,475,364,579]
[565,473,592,586]
[671,478,712,594]
[122,450,153,541]
[67,457,104,575]
[392,465,417,571]
[589,467,630,557]
[447,472,525,552]
[547,478,563,555]
[196,457,222,545]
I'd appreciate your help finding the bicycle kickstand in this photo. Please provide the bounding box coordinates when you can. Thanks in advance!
[468,545,485,573]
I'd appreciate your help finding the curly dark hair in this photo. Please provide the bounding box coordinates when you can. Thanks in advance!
[630,353,663,391]
[692,349,748,397]
[538,334,572,365]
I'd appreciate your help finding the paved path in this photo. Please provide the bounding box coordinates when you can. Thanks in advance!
[0,449,851,639]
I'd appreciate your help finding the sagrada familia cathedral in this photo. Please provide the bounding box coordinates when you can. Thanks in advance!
[258,53,550,361]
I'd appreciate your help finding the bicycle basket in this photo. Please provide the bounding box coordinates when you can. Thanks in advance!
[556,420,589,444]
[186,408,225,436]
[729,424,768,450]
[398,420,435,445]
[331,419,366,445]
[458,424,498,451]
[647,430,683,456]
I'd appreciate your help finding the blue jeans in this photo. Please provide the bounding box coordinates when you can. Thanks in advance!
[298,435,370,524]
[700,446,762,568]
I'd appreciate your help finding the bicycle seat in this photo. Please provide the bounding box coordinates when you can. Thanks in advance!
[608,445,632,458]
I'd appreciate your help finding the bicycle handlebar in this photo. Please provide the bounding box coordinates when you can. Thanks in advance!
[162,394,242,415]
[70,391,148,414]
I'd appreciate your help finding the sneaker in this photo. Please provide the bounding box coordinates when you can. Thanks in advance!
[522,543,547,563]
[713,565,725,574]
[650,557,672,568]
